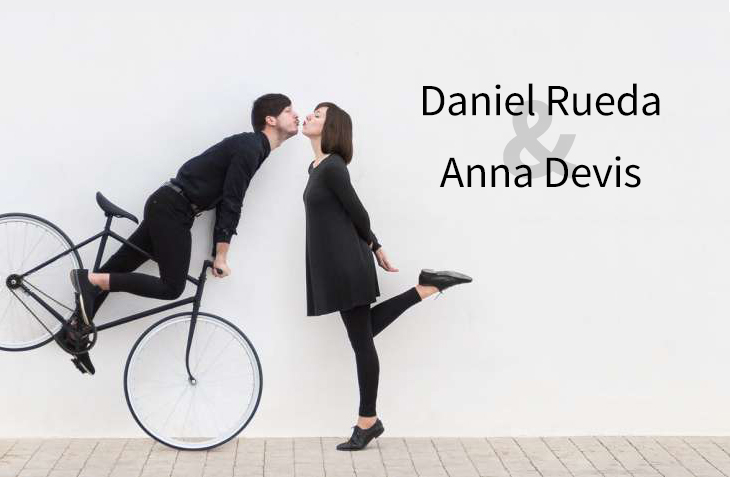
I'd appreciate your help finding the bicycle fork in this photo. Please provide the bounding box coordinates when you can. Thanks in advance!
[184,260,215,384]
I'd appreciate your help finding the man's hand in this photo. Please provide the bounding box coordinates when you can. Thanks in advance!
[212,242,231,278]
[375,248,398,272]
[212,256,231,278]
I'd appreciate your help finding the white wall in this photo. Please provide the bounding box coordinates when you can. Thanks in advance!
[1,6,729,437]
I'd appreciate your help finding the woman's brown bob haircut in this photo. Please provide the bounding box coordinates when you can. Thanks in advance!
[316,102,353,164]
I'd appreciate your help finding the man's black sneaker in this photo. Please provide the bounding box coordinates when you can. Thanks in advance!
[69,269,102,324]
[70,358,88,374]
[54,312,96,375]
[72,353,95,375]
[54,311,81,351]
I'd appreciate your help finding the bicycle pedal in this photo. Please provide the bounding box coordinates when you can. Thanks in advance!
[70,358,87,374]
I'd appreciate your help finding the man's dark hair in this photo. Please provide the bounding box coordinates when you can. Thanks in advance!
[316,101,353,164]
[251,93,292,132]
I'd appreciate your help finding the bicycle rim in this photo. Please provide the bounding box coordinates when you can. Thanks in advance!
[124,312,263,450]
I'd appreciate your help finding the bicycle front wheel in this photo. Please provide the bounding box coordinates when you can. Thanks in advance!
[124,312,263,451]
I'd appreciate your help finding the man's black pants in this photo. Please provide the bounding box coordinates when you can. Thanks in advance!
[92,185,196,317]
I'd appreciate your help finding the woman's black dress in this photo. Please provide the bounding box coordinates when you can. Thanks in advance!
[303,154,381,316]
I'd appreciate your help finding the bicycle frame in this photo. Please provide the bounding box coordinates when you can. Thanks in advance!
[12,214,211,380]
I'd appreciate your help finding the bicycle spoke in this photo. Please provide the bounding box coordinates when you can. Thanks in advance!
[181,388,196,438]
[10,222,20,271]
[185,394,201,439]
[19,224,28,270]
[159,386,191,436]
[1,302,17,339]
[5,222,15,272]
[198,335,236,378]
[1,295,14,321]
[12,300,25,341]
[18,300,30,340]
[131,379,188,392]
[23,240,64,279]
[143,346,188,381]
[18,230,47,273]
[137,384,187,426]
[131,383,187,404]
[134,372,187,386]
[176,322,190,370]
[200,373,252,385]
[196,386,224,437]
[24,279,75,314]
[201,387,250,414]
[193,322,218,373]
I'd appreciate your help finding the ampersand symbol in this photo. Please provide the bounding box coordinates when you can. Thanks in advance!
[503,100,576,178]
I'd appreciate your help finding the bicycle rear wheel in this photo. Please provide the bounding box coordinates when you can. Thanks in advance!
[124,312,263,450]
[0,213,81,351]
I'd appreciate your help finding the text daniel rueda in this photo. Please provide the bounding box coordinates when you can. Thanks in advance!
[425,84,659,188]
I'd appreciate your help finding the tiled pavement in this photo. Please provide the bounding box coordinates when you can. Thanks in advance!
[2,437,730,477]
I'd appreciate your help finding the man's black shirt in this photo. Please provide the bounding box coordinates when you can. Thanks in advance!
[170,130,271,256]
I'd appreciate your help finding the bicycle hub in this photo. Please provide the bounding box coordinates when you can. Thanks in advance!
[5,274,21,289]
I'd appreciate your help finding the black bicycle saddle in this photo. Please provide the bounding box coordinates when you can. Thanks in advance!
[96,192,139,224]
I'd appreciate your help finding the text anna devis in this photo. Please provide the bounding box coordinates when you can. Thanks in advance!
[424,84,659,188]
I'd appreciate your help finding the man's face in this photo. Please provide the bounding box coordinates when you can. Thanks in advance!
[272,105,299,138]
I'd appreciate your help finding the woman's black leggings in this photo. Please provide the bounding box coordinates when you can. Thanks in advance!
[339,287,422,417]
[91,185,196,317]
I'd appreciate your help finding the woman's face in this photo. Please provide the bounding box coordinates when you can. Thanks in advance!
[302,106,328,138]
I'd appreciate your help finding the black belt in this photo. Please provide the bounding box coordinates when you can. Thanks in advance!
[163,181,202,217]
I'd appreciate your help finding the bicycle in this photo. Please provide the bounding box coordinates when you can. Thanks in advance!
[0,191,263,451]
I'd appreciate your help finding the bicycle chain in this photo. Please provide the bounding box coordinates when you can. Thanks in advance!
[23,278,75,313]
[8,287,97,355]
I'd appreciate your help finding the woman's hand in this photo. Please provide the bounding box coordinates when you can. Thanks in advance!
[212,257,231,278]
[375,248,399,272]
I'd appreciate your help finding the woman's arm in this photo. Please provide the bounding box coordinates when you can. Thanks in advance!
[322,161,381,252]
[369,232,381,252]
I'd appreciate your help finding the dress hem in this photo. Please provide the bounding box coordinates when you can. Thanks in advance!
[306,292,381,317]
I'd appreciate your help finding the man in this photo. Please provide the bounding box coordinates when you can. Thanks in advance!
[63,93,299,374]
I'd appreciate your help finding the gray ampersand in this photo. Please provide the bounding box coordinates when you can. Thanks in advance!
[503,100,576,178]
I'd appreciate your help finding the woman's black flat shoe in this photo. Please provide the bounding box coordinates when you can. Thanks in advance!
[336,418,385,451]
[419,269,473,293]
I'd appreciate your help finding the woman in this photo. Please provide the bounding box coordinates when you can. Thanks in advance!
[302,102,472,451]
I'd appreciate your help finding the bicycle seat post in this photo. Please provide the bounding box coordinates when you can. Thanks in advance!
[92,215,114,273]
